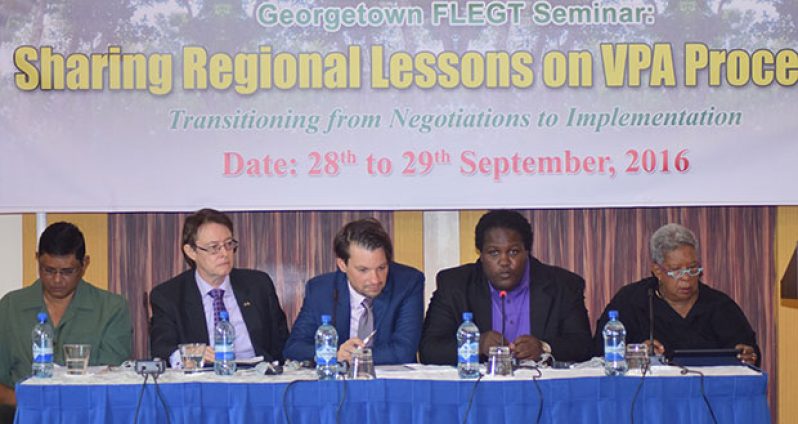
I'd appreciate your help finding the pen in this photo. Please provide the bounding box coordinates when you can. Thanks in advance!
[361,329,377,347]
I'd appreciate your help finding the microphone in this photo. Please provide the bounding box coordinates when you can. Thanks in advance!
[255,361,284,375]
[332,287,339,327]
[499,290,507,347]
[648,286,655,356]
[143,290,152,358]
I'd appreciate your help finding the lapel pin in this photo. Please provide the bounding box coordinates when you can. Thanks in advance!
[243,301,252,307]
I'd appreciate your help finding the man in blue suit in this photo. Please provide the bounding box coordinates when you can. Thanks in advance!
[284,219,424,365]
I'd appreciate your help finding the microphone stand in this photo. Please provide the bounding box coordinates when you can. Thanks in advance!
[648,286,664,367]
[648,287,654,348]
[499,291,507,347]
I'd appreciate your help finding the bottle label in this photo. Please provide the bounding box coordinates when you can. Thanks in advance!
[32,345,53,364]
[316,345,337,366]
[604,342,625,362]
[458,342,479,364]
[215,343,235,361]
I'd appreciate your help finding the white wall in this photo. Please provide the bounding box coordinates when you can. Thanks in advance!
[422,211,460,311]
[0,214,23,298]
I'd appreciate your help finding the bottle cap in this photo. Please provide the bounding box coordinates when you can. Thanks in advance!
[37,312,47,323]
[321,314,331,324]
[462,312,473,322]
[219,310,230,321]
[608,310,619,320]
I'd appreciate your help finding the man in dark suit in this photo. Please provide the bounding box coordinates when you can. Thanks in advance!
[150,209,288,365]
[419,210,591,365]
[283,219,424,365]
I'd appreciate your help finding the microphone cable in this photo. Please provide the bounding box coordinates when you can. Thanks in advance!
[677,365,719,424]
[132,372,172,424]
[515,363,544,424]
[530,366,544,424]
[336,379,348,424]
[132,373,149,424]
[282,378,318,424]
[151,374,172,424]
[461,373,484,424]
[629,361,652,424]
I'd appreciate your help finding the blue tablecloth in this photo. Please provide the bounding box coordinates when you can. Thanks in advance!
[15,373,770,424]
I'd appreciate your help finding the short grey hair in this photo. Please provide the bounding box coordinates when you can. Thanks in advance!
[649,223,698,265]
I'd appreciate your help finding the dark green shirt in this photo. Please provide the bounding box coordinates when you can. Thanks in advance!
[0,280,132,388]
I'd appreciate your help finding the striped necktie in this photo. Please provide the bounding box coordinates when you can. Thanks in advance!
[209,288,227,327]
[357,298,373,345]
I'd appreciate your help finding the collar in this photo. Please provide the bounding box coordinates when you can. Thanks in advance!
[195,270,232,296]
[17,280,46,311]
[68,280,95,310]
[18,280,93,311]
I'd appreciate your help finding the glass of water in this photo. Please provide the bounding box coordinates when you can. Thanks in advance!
[626,343,650,372]
[347,348,375,380]
[63,344,91,375]
[179,343,207,373]
[487,346,513,376]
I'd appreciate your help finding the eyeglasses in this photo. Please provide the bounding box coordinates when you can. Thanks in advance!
[40,266,80,278]
[194,239,239,255]
[665,266,703,279]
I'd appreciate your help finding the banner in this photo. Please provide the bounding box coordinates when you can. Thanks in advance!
[1,1,796,211]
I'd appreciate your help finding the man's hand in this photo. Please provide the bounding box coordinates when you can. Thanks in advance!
[643,339,665,356]
[479,331,509,357]
[736,344,757,365]
[337,337,365,363]
[203,346,215,364]
[510,335,544,361]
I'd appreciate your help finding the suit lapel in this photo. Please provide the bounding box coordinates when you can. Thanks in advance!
[184,273,210,344]
[469,261,493,332]
[528,258,553,338]
[334,271,351,340]
[371,268,393,344]
[231,271,262,354]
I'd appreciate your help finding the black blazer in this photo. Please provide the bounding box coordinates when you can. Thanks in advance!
[419,257,592,364]
[591,277,761,365]
[149,268,289,362]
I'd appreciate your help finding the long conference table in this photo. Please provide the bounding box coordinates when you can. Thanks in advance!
[14,362,770,423]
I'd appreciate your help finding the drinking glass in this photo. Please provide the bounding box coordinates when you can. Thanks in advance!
[180,343,207,373]
[63,344,91,375]
[347,348,375,380]
[626,343,650,371]
[487,346,513,376]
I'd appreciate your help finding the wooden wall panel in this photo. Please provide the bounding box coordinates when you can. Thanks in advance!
[22,213,108,289]
[776,206,798,424]
[21,214,36,285]
[393,211,423,271]
[459,210,485,264]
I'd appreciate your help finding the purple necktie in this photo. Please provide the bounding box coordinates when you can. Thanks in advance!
[209,288,227,327]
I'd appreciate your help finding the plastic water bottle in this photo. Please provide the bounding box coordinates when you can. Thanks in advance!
[214,311,237,376]
[315,314,338,381]
[603,310,628,376]
[32,312,54,378]
[457,312,480,379]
